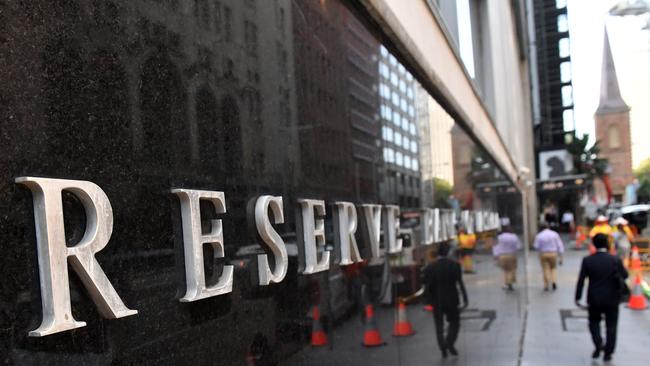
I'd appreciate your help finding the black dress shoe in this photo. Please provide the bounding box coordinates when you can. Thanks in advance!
[604,353,612,362]
[441,349,448,359]
[592,348,601,359]
[448,346,458,356]
[552,283,557,291]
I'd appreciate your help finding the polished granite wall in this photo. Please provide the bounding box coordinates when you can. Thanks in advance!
[0,1,387,364]
[0,1,511,365]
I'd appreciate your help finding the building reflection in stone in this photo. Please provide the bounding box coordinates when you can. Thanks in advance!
[0,0,514,364]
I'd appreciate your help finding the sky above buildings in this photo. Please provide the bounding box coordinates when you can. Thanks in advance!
[568,0,650,168]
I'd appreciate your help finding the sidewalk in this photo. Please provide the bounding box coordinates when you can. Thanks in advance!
[283,249,650,366]
[521,248,650,366]
[284,254,526,366]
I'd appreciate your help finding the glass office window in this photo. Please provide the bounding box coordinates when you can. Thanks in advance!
[561,85,573,107]
[396,151,404,166]
[380,63,389,78]
[557,14,568,32]
[387,147,395,163]
[390,71,398,86]
[563,109,575,131]
[395,131,403,147]
[380,44,389,57]
[559,38,570,58]
[560,61,572,83]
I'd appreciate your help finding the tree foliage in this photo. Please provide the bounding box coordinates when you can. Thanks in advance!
[432,178,453,208]
[634,158,650,202]
[566,134,608,178]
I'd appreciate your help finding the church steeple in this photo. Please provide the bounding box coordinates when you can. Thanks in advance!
[595,29,630,116]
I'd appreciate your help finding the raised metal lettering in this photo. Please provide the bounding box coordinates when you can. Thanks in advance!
[360,204,382,258]
[433,208,441,242]
[475,211,484,233]
[333,201,362,265]
[296,199,330,274]
[255,195,288,285]
[383,205,402,254]
[172,189,233,302]
[16,177,137,337]
[421,208,434,245]
[461,210,474,234]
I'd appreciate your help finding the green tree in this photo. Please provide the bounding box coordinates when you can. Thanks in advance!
[433,178,453,208]
[634,158,650,202]
[566,134,608,178]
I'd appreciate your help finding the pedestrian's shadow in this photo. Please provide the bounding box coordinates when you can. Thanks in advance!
[432,356,460,365]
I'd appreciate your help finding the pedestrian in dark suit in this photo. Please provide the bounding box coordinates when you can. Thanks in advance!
[575,233,628,362]
[423,242,468,359]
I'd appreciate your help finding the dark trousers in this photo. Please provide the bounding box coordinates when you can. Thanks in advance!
[588,305,619,355]
[433,307,460,351]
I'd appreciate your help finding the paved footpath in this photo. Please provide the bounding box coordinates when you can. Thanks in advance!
[284,247,650,366]
[521,247,650,366]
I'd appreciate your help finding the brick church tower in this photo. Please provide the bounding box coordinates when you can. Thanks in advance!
[594,30,633,200]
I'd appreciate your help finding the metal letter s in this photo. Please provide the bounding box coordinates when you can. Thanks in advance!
[255,195,288,285]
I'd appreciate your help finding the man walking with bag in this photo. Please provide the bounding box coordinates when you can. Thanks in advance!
[575,233,628,362]
[423,242,468,359]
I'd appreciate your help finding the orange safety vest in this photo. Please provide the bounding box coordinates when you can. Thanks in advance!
[589,223,612,239]
[458,233,477,249]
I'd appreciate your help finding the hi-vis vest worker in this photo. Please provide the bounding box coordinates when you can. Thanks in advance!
[458,231,477,250]
[15,176,500,337]
[589,215,613,239]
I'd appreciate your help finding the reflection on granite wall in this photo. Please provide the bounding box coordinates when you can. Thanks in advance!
[0,0,380,364]
[0,0,439,364]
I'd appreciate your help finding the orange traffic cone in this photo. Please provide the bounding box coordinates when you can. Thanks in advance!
[627,274,648,310]
[393,301,415,337]
[310,305,328,346]
[422,304,433,312]
[630,246,642,272]
[362,304,385,347]
[575,227,586,249]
